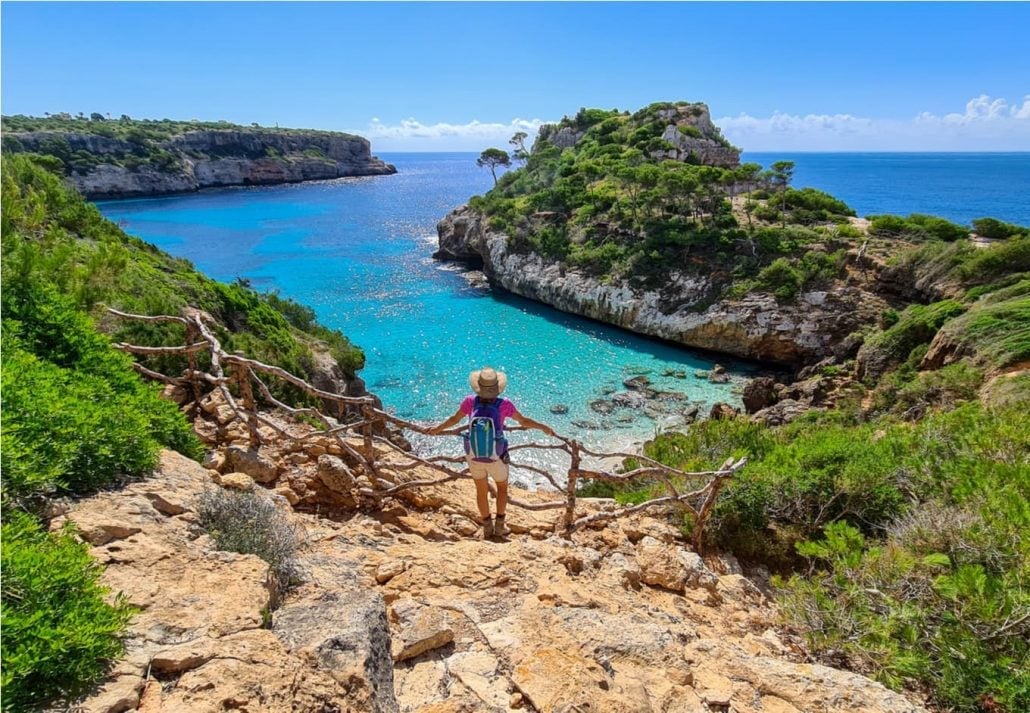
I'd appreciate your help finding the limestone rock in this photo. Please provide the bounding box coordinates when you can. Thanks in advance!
[742,376,778,414]
[376,559,407,584]
[513,647,610,713]
[390,599,455,662]
[709,402,739,421]
[11,128,396,199]
[318,453,356,491]
[225,445,280,483]
[750,398,810,426]
[219,471,255,491]
[689,640,926,713]
[436,207,890,367]
[77,673,143,713]
[636,536,719,594]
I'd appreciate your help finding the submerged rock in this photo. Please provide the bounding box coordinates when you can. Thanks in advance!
[623,375,652,391]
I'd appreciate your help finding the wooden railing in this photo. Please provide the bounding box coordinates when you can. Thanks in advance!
[109,309,745,550]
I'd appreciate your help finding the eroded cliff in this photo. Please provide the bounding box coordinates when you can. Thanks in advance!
[437,206,888,366]
[8,128,396,198]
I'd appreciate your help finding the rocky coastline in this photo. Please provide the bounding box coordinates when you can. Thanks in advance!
[8,128,396,198]
[435,206,888,368]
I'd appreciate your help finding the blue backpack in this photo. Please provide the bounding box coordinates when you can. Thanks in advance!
[464,397,509,462]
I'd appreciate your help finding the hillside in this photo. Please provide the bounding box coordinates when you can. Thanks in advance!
[1,114,396,198]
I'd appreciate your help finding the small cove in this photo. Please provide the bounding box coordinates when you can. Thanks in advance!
[99,153,759,484]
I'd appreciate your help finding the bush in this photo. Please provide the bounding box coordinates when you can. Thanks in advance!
[1,512,135,711]
[1,289,201,510]
[856,300,967,380]
[869,213,968,241]
[195,488,302,590]
[756,258,803,300]
[972,217,1029,240]
[772,404,1030,711]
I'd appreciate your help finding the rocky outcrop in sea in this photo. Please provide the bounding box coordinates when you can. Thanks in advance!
[8,129,396,198]
[436,206,888,367]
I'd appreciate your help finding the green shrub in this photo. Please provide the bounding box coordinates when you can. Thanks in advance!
[1,287,200,509]
[868,213,968,241]
[1,511,135,711]
[1,153,364,391]
[926,285,1030,372]
[972,217,1029,240]
[857,300,967,380]
[884,362,985,414]
[955,237,1030,284]
[756,258,803,300]
[196,488,302,590]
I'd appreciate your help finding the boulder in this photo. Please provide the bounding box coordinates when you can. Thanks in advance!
[389,599,455,662]
[225,445,279,483]
[623,375,652,391]
[635,536,719,594]
[611,391,648,409]
[709,402,739,421]
[219,472,255,491]
[750,399,811,426]
[742,376,778,414]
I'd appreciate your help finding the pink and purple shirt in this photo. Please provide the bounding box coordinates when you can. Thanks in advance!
[460,395,517,421]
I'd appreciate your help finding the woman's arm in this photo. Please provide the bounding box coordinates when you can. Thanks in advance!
[512,409,557,437]
[427,407,465,435]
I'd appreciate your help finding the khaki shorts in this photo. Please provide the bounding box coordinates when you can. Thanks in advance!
[468,456,509,483]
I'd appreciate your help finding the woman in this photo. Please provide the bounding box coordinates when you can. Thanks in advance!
[428,367,556,539]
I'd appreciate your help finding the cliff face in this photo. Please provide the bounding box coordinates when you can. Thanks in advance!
[10,129,396,198]
[437,207,887,366]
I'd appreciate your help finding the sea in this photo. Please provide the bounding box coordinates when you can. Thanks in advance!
[97,152,1030,484]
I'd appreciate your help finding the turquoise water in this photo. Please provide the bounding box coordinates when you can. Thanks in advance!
[98,154,755,481]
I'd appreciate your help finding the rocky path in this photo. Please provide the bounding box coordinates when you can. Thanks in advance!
[63,450,925,713]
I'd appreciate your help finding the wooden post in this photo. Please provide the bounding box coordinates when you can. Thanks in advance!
[236,366,261,446]
[361,401,384,490]
[184,321,200,405]
[691,457,734,553]
[564,441,581,534]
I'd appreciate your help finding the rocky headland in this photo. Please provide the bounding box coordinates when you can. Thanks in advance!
[4,124,395,198]
[436,204,888,367]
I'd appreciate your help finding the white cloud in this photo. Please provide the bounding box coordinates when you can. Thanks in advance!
[718,95,1030,151]
[352,117,551,151]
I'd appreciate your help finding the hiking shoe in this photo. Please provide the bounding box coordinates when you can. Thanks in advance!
[493,518,510,538]
[481,519,494,539]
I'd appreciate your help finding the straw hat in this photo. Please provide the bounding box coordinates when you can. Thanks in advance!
[469,367,507,398]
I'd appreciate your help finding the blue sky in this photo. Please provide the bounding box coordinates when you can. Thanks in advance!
[2,2,1028,151]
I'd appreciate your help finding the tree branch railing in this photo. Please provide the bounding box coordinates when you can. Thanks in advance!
[109,308,745,548]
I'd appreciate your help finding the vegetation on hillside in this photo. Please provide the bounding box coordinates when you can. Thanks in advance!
[0,153,366,710]
[467,103,858,295]
[1,153,364,385]
[0,114,363,177]
[1,512,136,712]
[575,228,1029,710]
